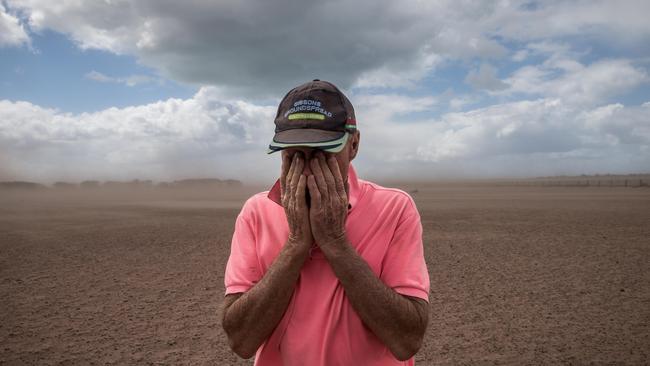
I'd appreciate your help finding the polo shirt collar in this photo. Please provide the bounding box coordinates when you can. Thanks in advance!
[267,164,361,210]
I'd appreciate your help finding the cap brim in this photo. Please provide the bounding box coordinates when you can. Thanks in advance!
[267,129,348,154]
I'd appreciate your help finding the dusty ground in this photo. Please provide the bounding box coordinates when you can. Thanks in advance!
[1,185,648,365]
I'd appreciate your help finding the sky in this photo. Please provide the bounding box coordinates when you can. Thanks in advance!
[1,0,649,184]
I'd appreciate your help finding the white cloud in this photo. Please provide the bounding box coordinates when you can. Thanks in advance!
[354,94,437,116]
[85,70,157,87]
[354,53,443,89]
[0,88,277,183]
[430,27,507,60]
[503,59,648,105]
[355,96,650,179]
[84,70,112,83]
[465,64,507,91]
[579,103,650,145]
[0,3,29,47]
[1,92,649,182]
[512,49,528,62]
[351,93,439,163]
[412,99,650,176]
[490,0,650,43]
[414,99,571,162]
[448,96,476,111]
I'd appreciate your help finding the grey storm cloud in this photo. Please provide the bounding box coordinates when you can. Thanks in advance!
[9,0,650,96]
[10,0,453,96]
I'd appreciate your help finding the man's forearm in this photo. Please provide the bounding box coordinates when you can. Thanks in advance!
[320,238,428,361]
[222,241,309,358]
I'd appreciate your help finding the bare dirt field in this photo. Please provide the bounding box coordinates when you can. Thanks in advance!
[1,185,649,365]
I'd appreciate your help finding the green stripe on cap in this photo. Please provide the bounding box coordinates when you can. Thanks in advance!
[288,113,325,120]
[267,132,349,154]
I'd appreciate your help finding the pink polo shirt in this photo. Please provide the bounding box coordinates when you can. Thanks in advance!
[225,164,430,366]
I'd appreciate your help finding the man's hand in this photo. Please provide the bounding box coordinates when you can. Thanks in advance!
[280,152,313,249]
[307,152,348,248]
[306,151,428,360]
[222,152,315,359]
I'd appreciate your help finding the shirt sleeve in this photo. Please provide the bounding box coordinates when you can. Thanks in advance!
[379,196,430,302]
[224,208,262,295]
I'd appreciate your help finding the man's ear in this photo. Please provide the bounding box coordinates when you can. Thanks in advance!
[348,130,360,161]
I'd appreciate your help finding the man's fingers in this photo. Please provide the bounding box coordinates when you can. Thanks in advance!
[295,174,307,210]
[282,153,297,206]
[291,153,304,187]
[318,153,337,197]
[285,154,297,190]
[307,175,321,209]
[310,154,329,197]
[287,153,302,207]
[327,155,347,201]
[280,152,291,195]
[288,153,302,191]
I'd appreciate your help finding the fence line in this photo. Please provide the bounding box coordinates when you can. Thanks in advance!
[499,179,648,188]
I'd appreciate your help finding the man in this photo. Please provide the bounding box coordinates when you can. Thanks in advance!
[222,80,430,365]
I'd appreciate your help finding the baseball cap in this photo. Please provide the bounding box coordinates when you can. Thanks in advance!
[267,79,357,154]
